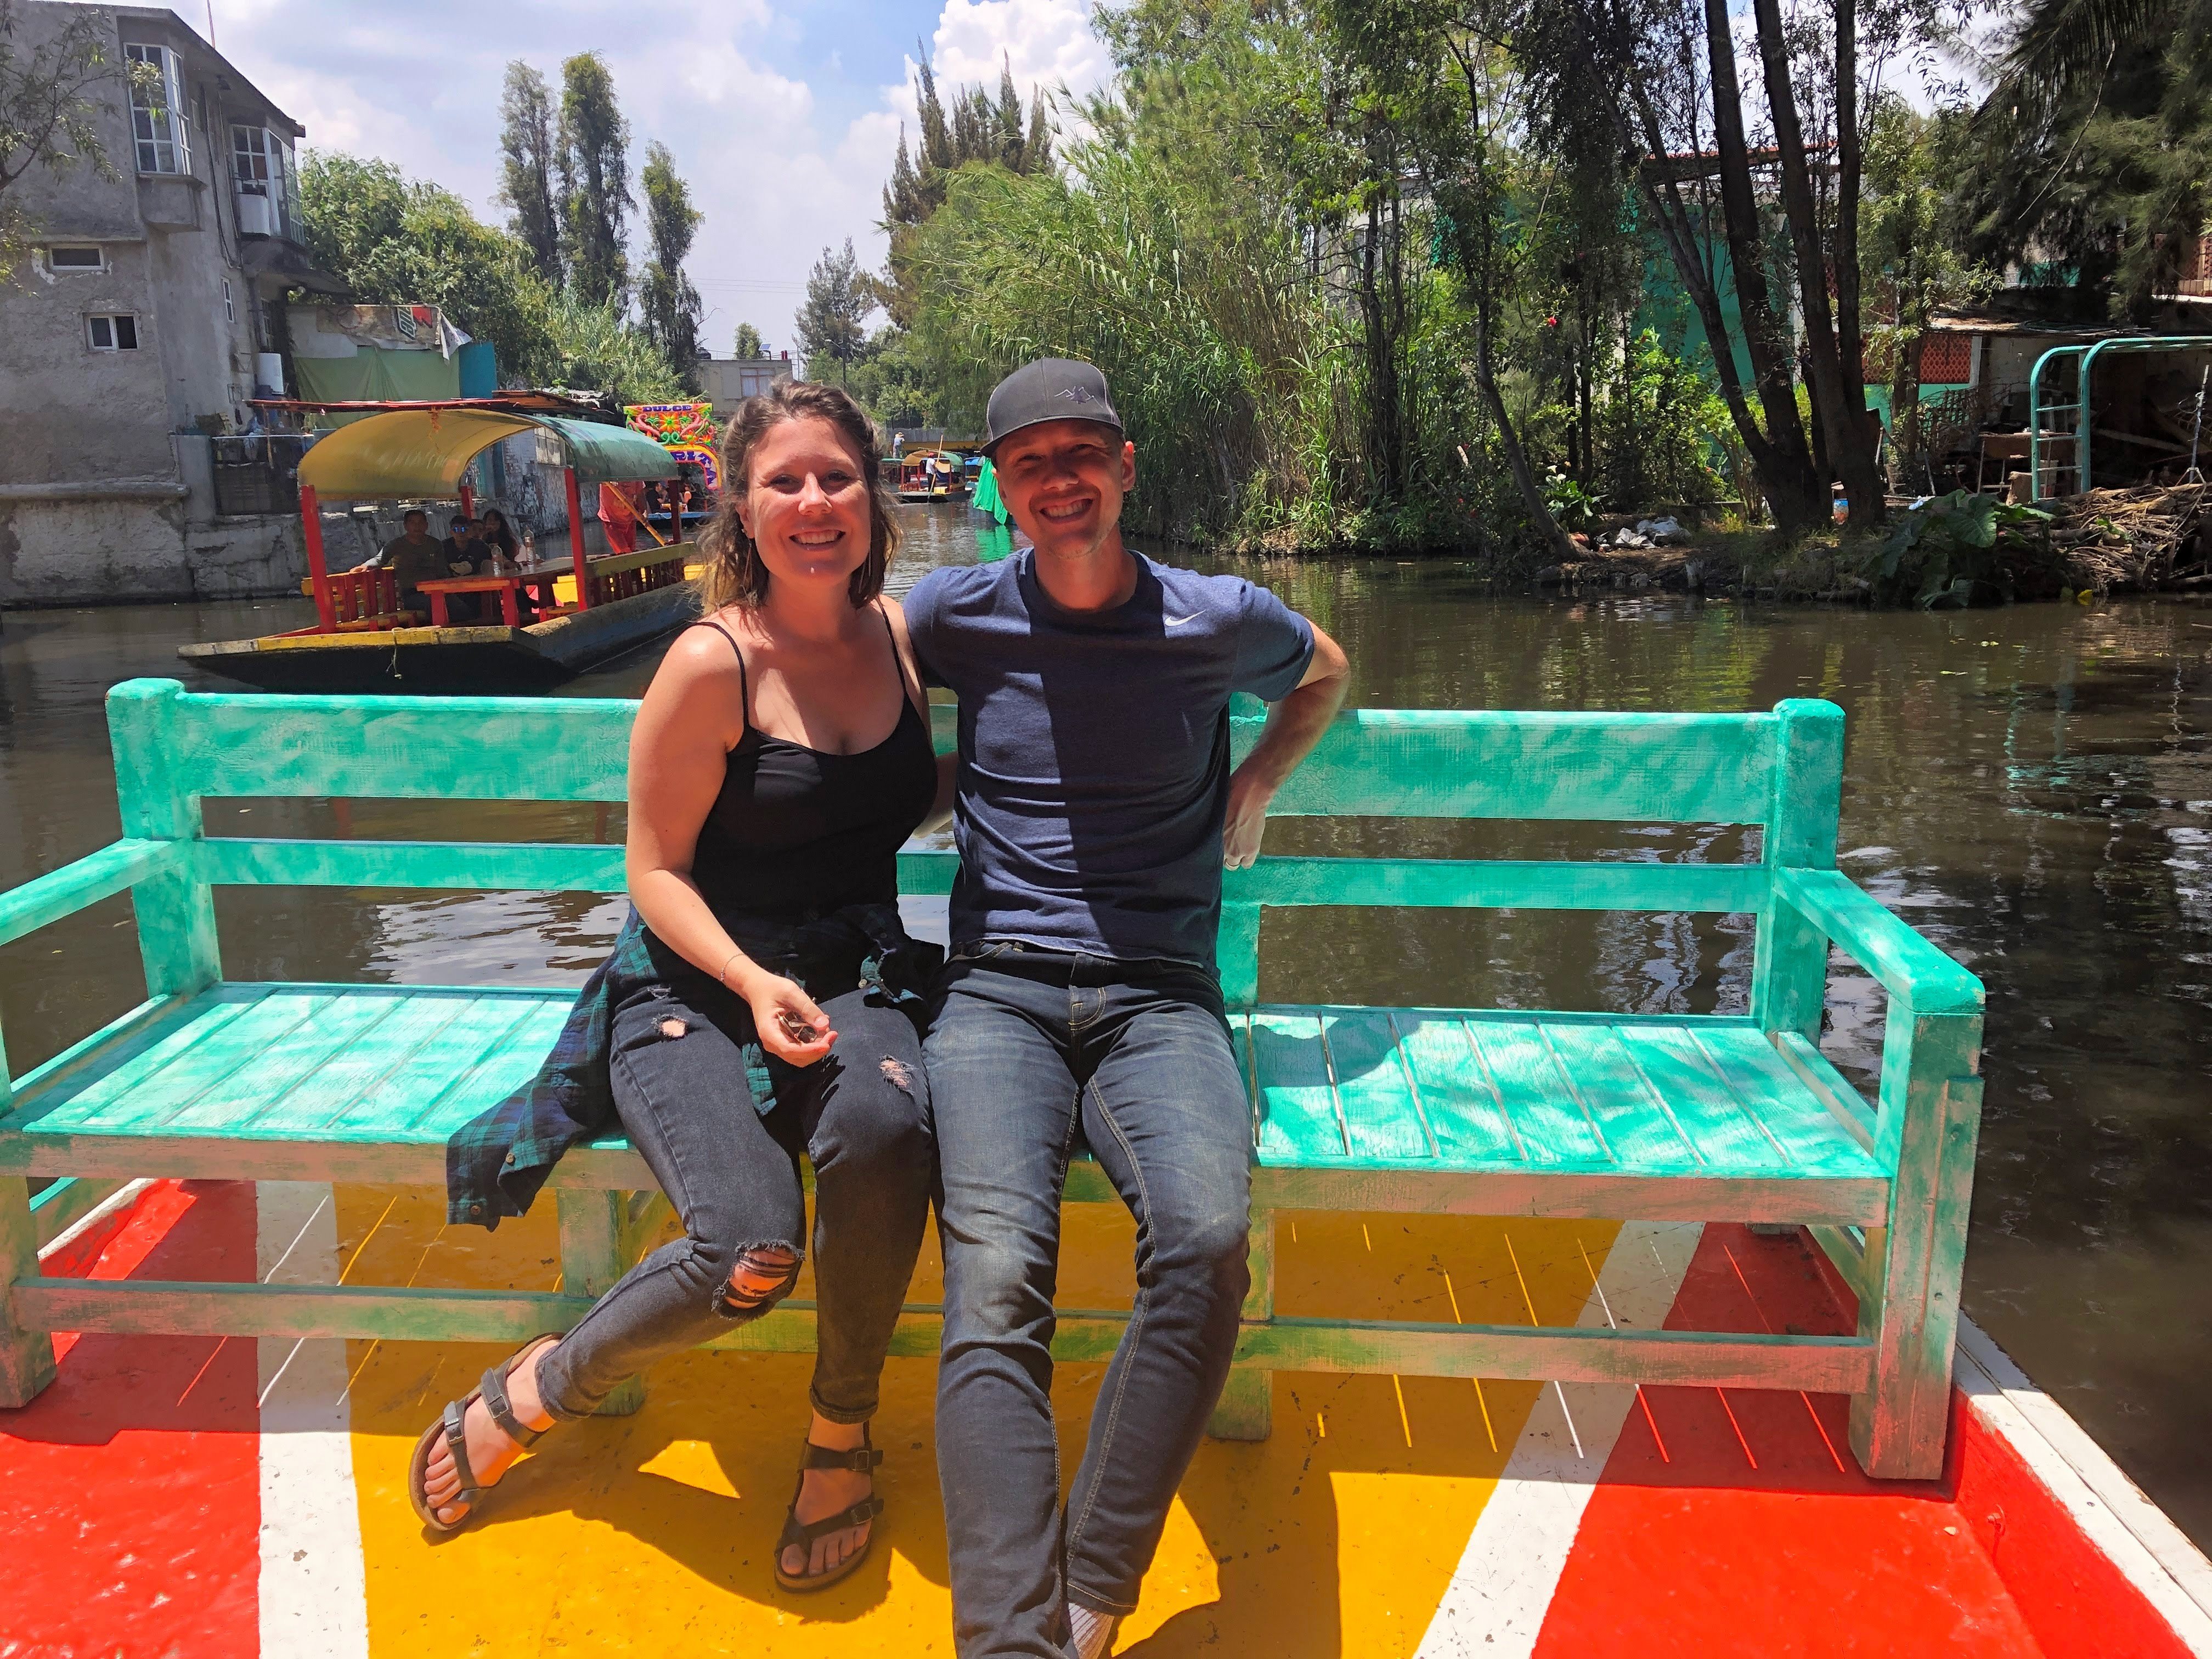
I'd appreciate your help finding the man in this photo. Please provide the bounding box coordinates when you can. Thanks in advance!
[598,479,644,555]
[436,514,492,623]
[356,507,442,618]
[902,359,1349,1658]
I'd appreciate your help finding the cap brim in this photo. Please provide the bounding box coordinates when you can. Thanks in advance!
[981,413,1125,458]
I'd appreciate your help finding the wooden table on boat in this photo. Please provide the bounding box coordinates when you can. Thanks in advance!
[414,569,558,627]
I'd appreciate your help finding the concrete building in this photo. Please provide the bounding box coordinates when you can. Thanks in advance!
[0,3,337,607]
[694,353,794,419]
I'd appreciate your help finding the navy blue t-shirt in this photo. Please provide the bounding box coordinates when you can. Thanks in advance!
[904,550,1314,967]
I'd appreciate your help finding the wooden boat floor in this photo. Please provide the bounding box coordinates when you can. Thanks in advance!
[1,984,1882,1189]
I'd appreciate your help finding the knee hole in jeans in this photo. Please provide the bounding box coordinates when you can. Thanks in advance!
[714,1243,801,1322]
[878,1056,915,1094]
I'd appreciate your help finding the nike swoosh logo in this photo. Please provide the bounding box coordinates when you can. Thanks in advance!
[1164,613,1202,627]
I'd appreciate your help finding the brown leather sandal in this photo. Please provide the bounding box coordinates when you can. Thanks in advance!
[407,1334,560,1534]
[772,1426,885,1592]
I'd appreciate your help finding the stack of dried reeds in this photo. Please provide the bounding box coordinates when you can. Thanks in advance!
[2043,483,2209,591]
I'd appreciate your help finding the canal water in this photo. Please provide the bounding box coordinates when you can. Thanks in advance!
[3,504,2208,1542]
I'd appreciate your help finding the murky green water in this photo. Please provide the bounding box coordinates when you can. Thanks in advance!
[3,505,2208,1542]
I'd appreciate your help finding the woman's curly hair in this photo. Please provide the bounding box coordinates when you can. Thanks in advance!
[696,380,901,612]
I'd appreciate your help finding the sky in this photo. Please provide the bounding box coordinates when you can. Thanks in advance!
[158,0,1116,355]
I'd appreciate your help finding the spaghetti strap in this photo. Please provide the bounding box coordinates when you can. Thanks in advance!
[694,617,751,732]
[876,601,922,708]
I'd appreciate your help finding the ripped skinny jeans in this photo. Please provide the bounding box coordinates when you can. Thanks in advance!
[535,963,934,1425]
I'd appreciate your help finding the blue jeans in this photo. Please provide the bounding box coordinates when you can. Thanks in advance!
[925,945,1252,1657]
[536,958,933,1425]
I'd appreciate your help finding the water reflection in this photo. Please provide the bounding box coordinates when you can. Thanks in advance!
[1,505,2208,1542]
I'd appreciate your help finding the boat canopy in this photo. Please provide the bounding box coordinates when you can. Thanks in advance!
[295,409,679,502]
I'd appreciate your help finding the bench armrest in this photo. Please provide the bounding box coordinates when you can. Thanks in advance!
[1771,867,1983,1016]
[0,840,180,951]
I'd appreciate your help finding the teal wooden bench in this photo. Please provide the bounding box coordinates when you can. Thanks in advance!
[0,679,1984,1479]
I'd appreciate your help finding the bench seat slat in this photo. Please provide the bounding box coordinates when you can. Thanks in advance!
[1393,1014,1527,1162]
[1613,1025,1796,1167]
[1464,1022,1612,1164]
[242,990,505,1135]
[1249,1012,1350,1160]
[156,990,413,1135]
[1694,1026,1873,1156]
[0,984,1885,1190]
[1317,1011,1434,1161]
[1534,1022,1707,1166]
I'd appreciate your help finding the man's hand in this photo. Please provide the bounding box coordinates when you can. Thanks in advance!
[1223,769,1273,870]
[1221,620,1349,870]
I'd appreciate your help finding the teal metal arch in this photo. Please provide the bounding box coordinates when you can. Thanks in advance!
[2028,335,2212,500]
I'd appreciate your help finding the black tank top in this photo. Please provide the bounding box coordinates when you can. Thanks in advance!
[687,608,939,922]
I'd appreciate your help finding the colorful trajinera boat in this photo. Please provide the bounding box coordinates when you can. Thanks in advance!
[179,405,695,693]
[894,448,970,501]
[2,686,2209,1655]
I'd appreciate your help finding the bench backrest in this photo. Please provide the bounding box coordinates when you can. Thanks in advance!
[106,678,1843,1020]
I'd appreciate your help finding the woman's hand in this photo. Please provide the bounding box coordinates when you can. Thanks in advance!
[739,970,838,1065]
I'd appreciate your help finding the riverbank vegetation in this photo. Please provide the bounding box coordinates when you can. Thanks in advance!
[845,0,2212,573]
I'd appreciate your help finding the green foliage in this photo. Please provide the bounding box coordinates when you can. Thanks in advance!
[0,1,148,282]
[295,152,556,382]
[1594,329,1731,507]
[879,43,1055,329]
[557,52,630,309]
[1543,469,1601,532]
[844,325,936,428]
[496,61,561,288]
[298,150,675,405]
[1960,0,2211,318]
[795,239,874,383]
[539,292,682,407]
[1864,490,2055,607]
[637,141,702,381]
[732,322,764,359]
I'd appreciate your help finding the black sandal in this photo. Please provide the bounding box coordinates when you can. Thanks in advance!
[407,1334,560,1534]
[773,1427,885,1593]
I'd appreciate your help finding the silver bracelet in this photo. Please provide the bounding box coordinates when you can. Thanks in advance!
[718,949,744,991]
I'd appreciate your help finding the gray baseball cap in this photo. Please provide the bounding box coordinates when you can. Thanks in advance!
[982,358,1125,456]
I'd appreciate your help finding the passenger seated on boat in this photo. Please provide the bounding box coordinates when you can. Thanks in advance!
[352,507,441,619]
[438,516,489,623]
[416,380,951,1596]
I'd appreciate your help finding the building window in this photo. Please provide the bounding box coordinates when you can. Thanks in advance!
[230,123,294,237]
[46,245,105,272]
[125,44,190,174]
[87,314,141,352]
[223,278,234,321]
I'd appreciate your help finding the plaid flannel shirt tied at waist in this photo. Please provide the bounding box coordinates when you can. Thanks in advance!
[445,902,940,1229]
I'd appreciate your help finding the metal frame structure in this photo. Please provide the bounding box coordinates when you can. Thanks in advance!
[2028,335,2212,500]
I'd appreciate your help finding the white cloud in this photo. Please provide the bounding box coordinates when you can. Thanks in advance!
[929,0,1114,97]
[157,0,1111,356]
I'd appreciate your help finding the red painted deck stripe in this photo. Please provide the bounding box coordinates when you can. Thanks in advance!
[0,1180,262,1656]
[1797,1232,2198,1659]
[1532,1224,2046,1656]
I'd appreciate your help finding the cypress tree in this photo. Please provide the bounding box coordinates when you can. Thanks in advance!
[639,140,703,377]
[495,61,561,289]
[557,52,631,310]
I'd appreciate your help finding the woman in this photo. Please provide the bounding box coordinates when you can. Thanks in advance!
[415,381,946,1593]
[478,506,520,566]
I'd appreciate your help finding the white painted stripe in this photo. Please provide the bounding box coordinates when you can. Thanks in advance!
[1413,1221,1703,1658]
[256,1181,371,1659]
[1955,1316,2212,1656]
[36,1177,151,1260]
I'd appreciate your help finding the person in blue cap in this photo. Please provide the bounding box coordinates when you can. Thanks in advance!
[902,358,1350,1658]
